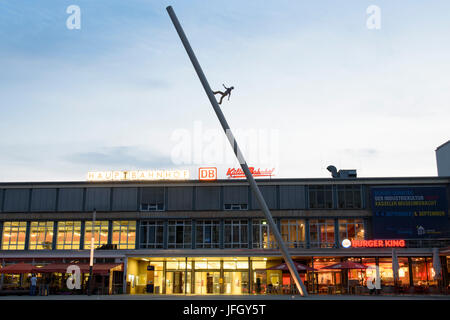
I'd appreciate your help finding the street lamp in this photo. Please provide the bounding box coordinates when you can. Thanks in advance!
[88,208,96,295]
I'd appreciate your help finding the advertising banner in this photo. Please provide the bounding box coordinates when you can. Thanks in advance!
[371,186,449,239]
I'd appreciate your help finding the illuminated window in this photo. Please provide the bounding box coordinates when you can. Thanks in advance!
[412,257,429,286]
[84,220,109,249]
[112,221,136,249]
[140,220,164,249]
[1,221,27,250]
[56,221,81,250]
[280,219,306,248]
[224,220,248,248]
[310,219,335,248]
[252,220,276,249]
[196,220,220,248]
[337,185,362,209]
[168,220,191,249]
[308,186,333,209]
[339,219,364,242]
[29,221,54,250]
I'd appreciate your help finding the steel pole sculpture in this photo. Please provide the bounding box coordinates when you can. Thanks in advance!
[166,6,307,296]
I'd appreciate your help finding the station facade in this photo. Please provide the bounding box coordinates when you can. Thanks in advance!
[0,175,449,295]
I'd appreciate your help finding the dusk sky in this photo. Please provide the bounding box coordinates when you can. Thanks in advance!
[1,0,449,181]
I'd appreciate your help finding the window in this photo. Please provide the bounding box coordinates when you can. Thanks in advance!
[29,221,54,250]
[308,186,333,209]
[140,220,164,248]
[337,185,362,209]
[56,221,81,250]
[140,203,164,211]
[412,257,429,286]
[168,220,192,249]
[1,222,27,250]
[224,220,248,248]
[196,220,220,248]
[309,219,335,248]
[252,219,276,249]
[112,221,136,249]
[84,220,109,249]
[280,219,306,248]
[339,219,364,243]
[140,187,165,211]
[224,204,248,211]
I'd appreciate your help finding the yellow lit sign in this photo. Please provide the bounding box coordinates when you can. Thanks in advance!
[87,170,190,181]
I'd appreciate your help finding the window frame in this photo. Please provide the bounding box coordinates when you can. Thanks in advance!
[308,185,333,209]
[139,220,164,249]
[56,221,82,250]
[29,221,54,250]
[167,220,192,249]
[224,219,248,248]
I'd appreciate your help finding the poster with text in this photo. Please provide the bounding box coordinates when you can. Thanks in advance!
[371,186,449,239]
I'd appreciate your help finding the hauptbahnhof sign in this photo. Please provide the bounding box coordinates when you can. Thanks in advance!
[87,170,190,181]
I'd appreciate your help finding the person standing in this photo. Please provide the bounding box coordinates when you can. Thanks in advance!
[45,274,51,296]
[30,274,37,296]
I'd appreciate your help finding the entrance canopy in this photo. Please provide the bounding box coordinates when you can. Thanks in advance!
[34,263,122,275]
[267,262,316,271]
[320,261,367,270]
[0,262,36,274]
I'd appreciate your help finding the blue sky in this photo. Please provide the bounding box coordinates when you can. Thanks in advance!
[0,1,449,181]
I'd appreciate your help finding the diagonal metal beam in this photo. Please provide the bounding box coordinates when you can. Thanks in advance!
[166,5,308,296]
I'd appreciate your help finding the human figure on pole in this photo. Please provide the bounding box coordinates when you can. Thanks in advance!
[213,84,234,105]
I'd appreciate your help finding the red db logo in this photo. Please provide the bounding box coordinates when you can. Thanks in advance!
[199,167,217,181]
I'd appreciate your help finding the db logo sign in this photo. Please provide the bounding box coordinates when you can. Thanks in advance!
[199,167,217,181]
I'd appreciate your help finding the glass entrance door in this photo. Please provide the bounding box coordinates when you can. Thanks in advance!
[223,271,249,294]
[194,272,220,294]
[166,271,186,294]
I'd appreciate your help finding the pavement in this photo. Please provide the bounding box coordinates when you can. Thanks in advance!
[0,294,449,300]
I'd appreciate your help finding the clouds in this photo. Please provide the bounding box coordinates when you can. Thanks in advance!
[66,146,174,169]
[0,1,449,181]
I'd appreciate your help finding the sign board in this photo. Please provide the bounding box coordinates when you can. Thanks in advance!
[199,167,218,181]
[87,170,190,181]
[371,186,449,239]
[226,167,275,179]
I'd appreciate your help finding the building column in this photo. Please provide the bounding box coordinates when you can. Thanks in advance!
[305,219,310,249]
[219,220,224,249]
[408,257,414,287]
[24,221,31,251]
[163,220,168,249]
[52,222,58,250]
[248,219,252,249]
[248,257,252,294]
[441,256,448,289]
[80,221,85,250]
[220,260,224,294]
[332,185,338,209]
[185,257,188,295]
[122,258,128,294]
[191,220,196,249]
[334,218,339,248]
[363,218,370,240]
[107,220,113,245]
[0,259,4,290]
[162,261,167,294]
[135,220,140,250]
[0,221,3,249]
